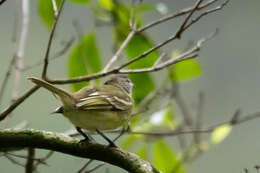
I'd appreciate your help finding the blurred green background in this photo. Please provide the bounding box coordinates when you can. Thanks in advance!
[1,0,260,172]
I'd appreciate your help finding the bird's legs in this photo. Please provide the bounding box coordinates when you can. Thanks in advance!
[76,127,91,143]
[96,129,117,148]
[112,125,131,143]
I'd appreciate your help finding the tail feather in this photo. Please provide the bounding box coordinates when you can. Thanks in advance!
[28,77,75,108]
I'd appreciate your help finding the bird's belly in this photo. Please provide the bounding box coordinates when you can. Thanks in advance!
[63,110,129,131]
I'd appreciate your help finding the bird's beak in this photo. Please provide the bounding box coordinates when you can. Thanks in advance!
[51,107,63,114]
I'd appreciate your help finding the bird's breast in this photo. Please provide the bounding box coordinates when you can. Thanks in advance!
[62,109,131,131]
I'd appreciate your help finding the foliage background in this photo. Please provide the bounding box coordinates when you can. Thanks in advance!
[0,0,260,172]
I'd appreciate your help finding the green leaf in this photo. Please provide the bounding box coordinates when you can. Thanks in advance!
[154,140,185,173]
[69,0,90,4]
[99,0,114,11]
[38,0,62,29]
[211,124,232,144]
[126,34,158,68]
[68,45,89,91]
[162,107,176,128]
[170,52,202,81]
[68,33,102,91]
[121,135,139,150]
[129,74,155,104]
[139,4,156,12]
[125,34,158,104]
[136,146,148,160]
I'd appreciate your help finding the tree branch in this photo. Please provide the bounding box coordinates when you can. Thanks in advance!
[44,0,228,85]
[0,129,159,173]
[0,86,40,121]
[0,0,7,6]
[137,0,221,33]
[42,0,65,80]
[25,148,35,173]
[12,0,30,100]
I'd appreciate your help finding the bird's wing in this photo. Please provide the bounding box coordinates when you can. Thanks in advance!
[76,91,132,111]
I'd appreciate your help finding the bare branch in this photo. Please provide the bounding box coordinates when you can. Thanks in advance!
[102,0,138,73]
[42,0,65,80]
[0,56,16,106]
[175,86,194,127]
[77,160,93,173]
[137,0,222,33]
[0,0,7,6]
[183,0,229,31]
[118,29,218,74]
[12,0,30,100]
[102,31,135,72]
[4,154,25,167]
[175,0,204,39]
[0,86,40,121]
[130,110,260,137]
[51,0,58,17]
[25,148,35,173]
[5,152,47,165]
[194,92,205,144]
[34,151,54,168]
[85,163,105,173]
[0,129,159,173]
[44,1,227,85]
[22,38,74,72]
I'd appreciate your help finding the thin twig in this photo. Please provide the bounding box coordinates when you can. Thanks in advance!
[45,1,227,84]
[117,34,204,74]
[51,0,58,17]
[0,85,40,121]
[102,0,137,73]
[77,160,94,173]
[34,151,54,168]
[129,0,136,29]
[175,0,204,39]
[0,0,7,6]
[21,37,74,72]
[117,1,205,70]
[153,53,166,67]
[64,109,260,139]
[12,0,30,100]
[6,152,47,165]
[0,56,16,106]
[183,0,229,31]
[42,0,65,79]
[25,148,35,173]
[175,83,194,127]
[137,0,221,33]
[85,163,105,173]
[102,30,135,72]
[12,0,19,42]
[5,154,25,167]
[193,92,205,144]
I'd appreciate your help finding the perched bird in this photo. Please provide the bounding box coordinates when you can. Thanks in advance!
[28,75,133,145]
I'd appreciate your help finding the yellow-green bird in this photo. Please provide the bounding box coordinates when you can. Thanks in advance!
[28,75,133,145]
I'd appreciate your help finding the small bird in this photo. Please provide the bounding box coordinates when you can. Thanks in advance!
[28,75,134,146]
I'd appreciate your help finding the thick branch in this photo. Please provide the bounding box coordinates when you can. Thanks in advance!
[0,0,7,6]
[0,129,159,173]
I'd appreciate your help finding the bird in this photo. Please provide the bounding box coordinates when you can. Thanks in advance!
[28,74,134,146]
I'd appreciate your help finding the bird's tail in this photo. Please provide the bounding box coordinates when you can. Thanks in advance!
[28,77,75,108]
